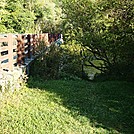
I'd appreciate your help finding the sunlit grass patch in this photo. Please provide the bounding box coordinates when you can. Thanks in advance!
[0,79,133,134]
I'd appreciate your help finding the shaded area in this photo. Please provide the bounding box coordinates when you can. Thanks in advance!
[27,78,134,134]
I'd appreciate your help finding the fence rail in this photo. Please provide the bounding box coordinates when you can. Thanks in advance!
[0,33,49,71]
[0,33,63,93]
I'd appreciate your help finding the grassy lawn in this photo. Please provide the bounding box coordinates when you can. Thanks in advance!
[0,79,134,134]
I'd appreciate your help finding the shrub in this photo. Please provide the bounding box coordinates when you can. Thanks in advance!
[30,43,89,80]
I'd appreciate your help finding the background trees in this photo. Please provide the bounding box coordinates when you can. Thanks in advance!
[0,0,34,33]
[0,0,62,33]
[62,0,134,80]
[0,0,133,80]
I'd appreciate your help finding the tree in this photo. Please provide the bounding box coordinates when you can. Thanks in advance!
[62,0,134,80]
[0,0,36,33]
[0,0,62,33]
[0,0,8,32]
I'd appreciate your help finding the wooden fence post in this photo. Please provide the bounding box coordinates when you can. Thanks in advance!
[8,34,14,71]
[27,34,31,59]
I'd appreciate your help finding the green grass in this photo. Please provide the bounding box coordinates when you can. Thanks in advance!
[0,79,134,134]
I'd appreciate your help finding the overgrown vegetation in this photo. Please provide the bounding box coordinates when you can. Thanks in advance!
[1,0,133,81]
[62,0,134,81]
[0,79,133,134]
[30,43,87,80]
[0,0,62,33]
[0,1,133,133]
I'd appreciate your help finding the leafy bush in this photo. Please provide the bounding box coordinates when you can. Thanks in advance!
[30,43,89,80]
[62,0,134,81]
[30,44,61,80]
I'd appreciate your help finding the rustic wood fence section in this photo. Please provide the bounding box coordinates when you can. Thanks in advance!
[0,33,63,92]
[0,33,48,72]
[0,34,17,71]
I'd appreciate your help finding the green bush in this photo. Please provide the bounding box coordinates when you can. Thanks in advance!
[30,43,89,80]
[30,44,61,80]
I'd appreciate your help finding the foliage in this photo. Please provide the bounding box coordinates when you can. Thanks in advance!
[30,42,88,80]
[0,0,35,33]
[62,0,134,80]
[30,44,62,80]
[0,0,62,33]
[59,43,89,80]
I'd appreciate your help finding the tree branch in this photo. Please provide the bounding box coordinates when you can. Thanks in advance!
[85,46,108,63]
[84,61,106,73]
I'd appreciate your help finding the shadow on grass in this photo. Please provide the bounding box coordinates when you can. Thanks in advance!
[27,77,134,134]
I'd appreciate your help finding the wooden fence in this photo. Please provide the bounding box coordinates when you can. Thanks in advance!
[0,33,49,71]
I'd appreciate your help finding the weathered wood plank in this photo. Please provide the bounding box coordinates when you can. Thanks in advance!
[0,38,8,43]
[0,55,8,61]
[1,62,9,69]
[8,34,14,71]
[1,46,8,51]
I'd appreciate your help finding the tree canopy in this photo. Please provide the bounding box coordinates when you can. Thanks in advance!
[0,0,62,33]
[62,0,134,80]
[0,0,133,80]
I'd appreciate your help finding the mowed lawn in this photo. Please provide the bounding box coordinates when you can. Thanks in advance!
[0,79,134,134]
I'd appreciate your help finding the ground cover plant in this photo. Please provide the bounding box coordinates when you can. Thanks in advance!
[0,78,133,134]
